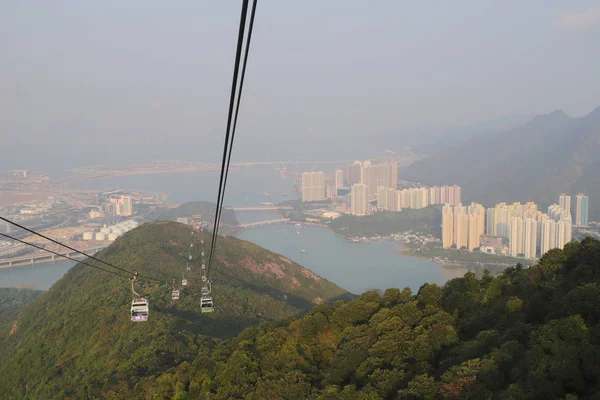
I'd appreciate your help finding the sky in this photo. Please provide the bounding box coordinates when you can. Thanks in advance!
[1,1,600,166]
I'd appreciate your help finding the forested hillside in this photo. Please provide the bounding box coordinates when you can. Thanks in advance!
[3,228,600,399]
[0,221,347,399]
[0,288,43,325]
[137,237,600,399]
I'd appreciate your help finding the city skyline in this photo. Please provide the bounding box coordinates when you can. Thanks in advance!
[442,193,584,260]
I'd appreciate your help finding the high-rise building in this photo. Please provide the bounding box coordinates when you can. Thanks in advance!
[540,218,556,256]
[442,204,454,249]
[390,160,398,189]
[559,194,571,216]
[420,187,429,209]
[556,215,572,249]
[486,208,495,236]
[441,186,449,204]
[534,211,547,248]
[301,172,325,202]
[575,193,589,227]
[335,170,344,192]
[509,217,524,257]
[429,186,441,205]
[400,189,410,208]
[455,213,469,250]
[468,213,480,251]
[345,161,363,186]
[452,185,461,205]
[387,188,401,211]
[523,218,537,259]
[351,183,367,216]
[524,202,538,219]
[377,186,388,210]
[115,196,132,216]
[452,204,467,248]
[360,159,397,200]
[467,202,485,250]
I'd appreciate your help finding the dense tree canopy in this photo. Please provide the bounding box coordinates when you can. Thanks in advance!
[0,221,347,399]
[2,233,600,399]
[329,208,442,238]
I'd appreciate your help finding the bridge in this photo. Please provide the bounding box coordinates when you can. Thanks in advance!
[226,206,293,211]
[239,218,290,228]
[0,246,106,269]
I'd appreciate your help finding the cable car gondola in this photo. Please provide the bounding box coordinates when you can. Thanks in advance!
[182,278,188,286]
[131,298,149,321]
[172,290,180,300]
[130,273,149,322]
[201,296,214,313]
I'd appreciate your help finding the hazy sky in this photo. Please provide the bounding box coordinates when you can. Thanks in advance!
[1,1,599,147]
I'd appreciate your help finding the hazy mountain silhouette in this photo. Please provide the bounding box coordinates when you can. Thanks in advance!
[402,106,600,220]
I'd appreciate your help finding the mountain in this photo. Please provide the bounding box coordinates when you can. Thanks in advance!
[402,107,600,219]
[0,221,348,399]
[15,236,597,400]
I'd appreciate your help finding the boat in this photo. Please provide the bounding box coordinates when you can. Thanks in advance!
[296,230,300,235]
[264,192,273,197]
[294,223,302,228]
[301,249,307,253]
[261,202,274,206]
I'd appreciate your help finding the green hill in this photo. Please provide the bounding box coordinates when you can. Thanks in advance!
[0,288,43,325]
[4,222,600,399]
[402,106,600,221]
[134,237,600,399]
[0,221,347,399]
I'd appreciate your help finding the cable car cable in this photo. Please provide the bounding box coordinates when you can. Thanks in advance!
[207,0,257,278]
[212,0,257,251]
[207,0,250,273]
[0,216,161,282]
[0,232,130,279]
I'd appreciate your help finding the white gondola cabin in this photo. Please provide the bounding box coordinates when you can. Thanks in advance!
[131,298,149,322]
[172,290,180,300]
[201,296,214,313]
[182,278,188,286]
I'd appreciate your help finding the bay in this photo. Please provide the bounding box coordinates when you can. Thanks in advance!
[0,260,75,290]
[238,222,465,295]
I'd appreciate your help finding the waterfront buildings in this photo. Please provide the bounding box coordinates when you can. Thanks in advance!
[301,172,326,202]
[441,202,484,250]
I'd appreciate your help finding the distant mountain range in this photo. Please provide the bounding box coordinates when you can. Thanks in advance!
[402,106,600,220]
[373,114,535,154]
